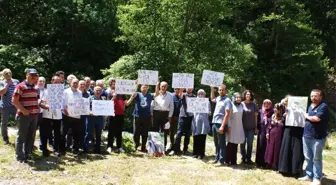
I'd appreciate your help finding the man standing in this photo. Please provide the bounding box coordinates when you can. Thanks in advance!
[65,74,76,89]
[12,69,45,162]
[60,78,83,155]
[83,77,92,95]
[166,88,182,153]
[0,68,19,144]
[151,81,174,150]
[171,88,195,155]
[210,84,232,165]
[126,83,153,152]
[89,80,96,95]
[299,89,328,185]
[55,71,65,84]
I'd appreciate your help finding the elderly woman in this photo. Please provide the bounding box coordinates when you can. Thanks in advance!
[225,92,245,166]
[191,89,211,159]
[256,99,273,167]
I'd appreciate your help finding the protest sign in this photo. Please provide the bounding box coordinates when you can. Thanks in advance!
[172,73,194,88]
[201,70,224,87]
[92,100,115,116]
[138,70,158,85]
[115,79,137,95]
[46,84,64,110]
[285,96,308,127]
[67,98,90,116]
[186,97,210,113]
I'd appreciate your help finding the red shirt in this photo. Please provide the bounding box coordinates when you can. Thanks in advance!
[114,95,126,115]
[12,81,39,117]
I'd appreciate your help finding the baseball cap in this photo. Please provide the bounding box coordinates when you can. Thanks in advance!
[26,68,38,74]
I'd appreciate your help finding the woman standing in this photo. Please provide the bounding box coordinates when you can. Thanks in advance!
[226,92,245,166]
[265,103,285,170]
[241,90,258,164]
[278,95,304,177]
[191,89,211,159]
[256,99,273,167]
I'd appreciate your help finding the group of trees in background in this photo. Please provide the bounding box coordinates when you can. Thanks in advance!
[0,0,335,128]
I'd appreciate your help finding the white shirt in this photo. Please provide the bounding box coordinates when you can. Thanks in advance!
[151,91,174,117]
[40,88,62,120]
[64,88,83,119]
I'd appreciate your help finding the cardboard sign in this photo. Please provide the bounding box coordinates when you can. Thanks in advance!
[46,84,64,110]
[201,70,224,87]
[172,73,194,88]
[67,98,90,116]
[92,100,115,116]
[138,70,158,85]
[186,97,210,113]
[115,79,137,95]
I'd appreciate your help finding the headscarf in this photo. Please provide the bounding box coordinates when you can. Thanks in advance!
[197,89,206,97]
[262,99,273,124]
[232,92,241,105]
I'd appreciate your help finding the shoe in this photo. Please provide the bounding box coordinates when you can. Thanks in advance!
[211,160,219,164]
[193,155,199,158]
[241,159,246,164]
[168,150,175,156]
[107,147,112,153]
[118,148,125,153]
[246,160,254,164]
[72,149,79,155]
[42,151,50,157]
[298,176,313,182]
[199,155,205,160]
[140,148,148,153]
[54,152,61,157]
[4,140,9,145]
[183,150,192,156]
[311,178,321,185]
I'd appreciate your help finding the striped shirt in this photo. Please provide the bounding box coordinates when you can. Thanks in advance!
[13,81,39,117]
[0,79,19,107]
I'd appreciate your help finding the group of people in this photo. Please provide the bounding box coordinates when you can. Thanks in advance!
[0,68,329,185]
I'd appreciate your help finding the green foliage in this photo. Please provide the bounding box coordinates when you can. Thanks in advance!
[122,132,136,153]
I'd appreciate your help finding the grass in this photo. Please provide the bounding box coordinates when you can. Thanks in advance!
[0,129,335,185]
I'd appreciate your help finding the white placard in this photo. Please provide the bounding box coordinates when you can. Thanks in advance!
[92,100,115,116]
[138,70,158,85]
[201,70,224,87]
[285,96,308,127]
[67,98,90,116]
[186,97,210,113]
[46,84,64,110]
[172,73,194,88]
[115,79,137,95]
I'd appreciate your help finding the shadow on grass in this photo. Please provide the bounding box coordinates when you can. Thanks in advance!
[322,177,336,185]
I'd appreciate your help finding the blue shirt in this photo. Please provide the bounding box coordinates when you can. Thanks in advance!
[133,92,153,117]
[0,79,19,107]
[172,93,182,117]
[212,96,232,124]
[304,102,328,139]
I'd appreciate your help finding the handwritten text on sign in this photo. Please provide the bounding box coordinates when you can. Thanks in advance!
[172,73,194,88]
[138,70,158,85]
[201,70,224,87]
[92,100,115,116]
[67,98,90,116]
[46,84,64,110]
[115,79,137,95]
[186,98,210,113]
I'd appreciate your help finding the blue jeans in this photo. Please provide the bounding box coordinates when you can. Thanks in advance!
[212,123,226,164]
[85,116,104,152]
[240,129,254,161]
[303,136,326,180]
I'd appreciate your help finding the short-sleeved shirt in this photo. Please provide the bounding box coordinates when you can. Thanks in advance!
[179,93,196,117]
[172,93,182,117]
[304,102,328,139]
[12,80,39,117]
[0,79,19,107]
[212,96,232,124]
[242,101,258,130]
[107,91,127,115]
[64,88,83,119]
[133,92,153,117]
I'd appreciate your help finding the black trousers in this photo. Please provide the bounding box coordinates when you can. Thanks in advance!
[60,116,84,152]
[193,134,206,156]
[40,118,61,152]
[226,142,238,165]
[133,116,150,150]
[174,116,193,152]
[152,110,169,148]
[108,115,124,148]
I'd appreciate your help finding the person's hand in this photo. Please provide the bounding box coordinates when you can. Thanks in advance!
[156,81,160,86]
[210,86,215,92]
[283,113,287,118]
[266,134,269,140]
[64,106,69,116]
[131,92,137,99]
[226,127,230,135]
[304,113,309,119]
[90,112,94,116]
[22,109,30,116]
[218,126,224,134]
[45,104,50,111]
[254,128,258,135]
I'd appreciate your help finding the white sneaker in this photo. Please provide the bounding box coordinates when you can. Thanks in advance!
[119,148,125,153]
[298,176,313,182]
[311,178,321,185]
[107,147,112,153]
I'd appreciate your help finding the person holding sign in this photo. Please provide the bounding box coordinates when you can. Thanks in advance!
[210,84,232,165]
[171,88,196,155]
[152,81,174,151]
[84,86,105,154]
[299,89,329,185]
[40,76,63,157]
[126,83,154,153]
[190,89,211,159]
[106,78,128,153]
[60,78,84,155]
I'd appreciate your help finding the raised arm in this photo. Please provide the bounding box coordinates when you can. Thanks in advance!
[210,86,216,103]
[125,92,137,106]
[154,81,160,97]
